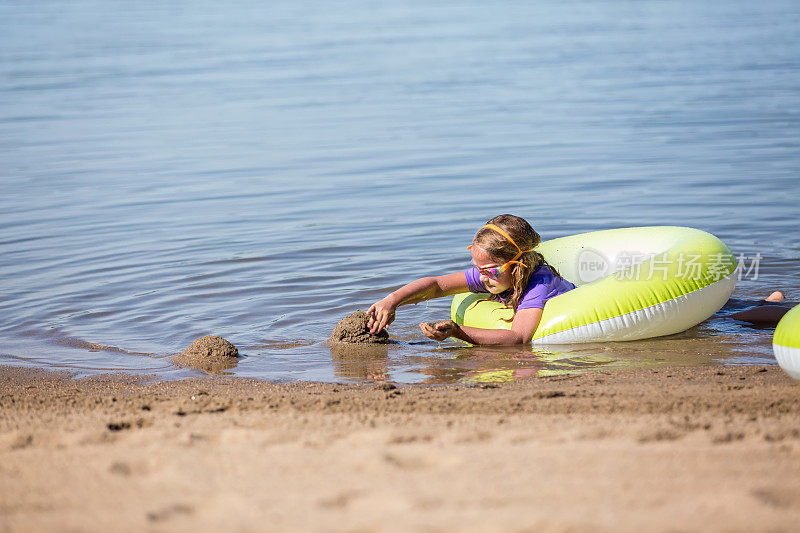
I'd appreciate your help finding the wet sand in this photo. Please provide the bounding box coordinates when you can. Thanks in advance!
[2,365,800,532]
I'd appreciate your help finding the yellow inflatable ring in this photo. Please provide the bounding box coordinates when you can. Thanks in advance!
[773,304,800,379]
[451,226,738,344]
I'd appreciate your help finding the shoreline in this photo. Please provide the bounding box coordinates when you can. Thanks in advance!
[2,364,800,531]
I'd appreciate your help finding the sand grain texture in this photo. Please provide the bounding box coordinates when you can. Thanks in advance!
[2,365,800,532]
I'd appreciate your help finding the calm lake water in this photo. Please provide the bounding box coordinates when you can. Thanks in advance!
[1,0,798,383]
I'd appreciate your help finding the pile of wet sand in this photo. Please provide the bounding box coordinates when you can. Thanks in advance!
[173,335,240,373]
[330,310,389,344]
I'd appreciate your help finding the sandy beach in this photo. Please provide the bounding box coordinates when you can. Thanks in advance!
[2,365,800,532]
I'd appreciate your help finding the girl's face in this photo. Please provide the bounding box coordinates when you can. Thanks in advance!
[470,246,513,294]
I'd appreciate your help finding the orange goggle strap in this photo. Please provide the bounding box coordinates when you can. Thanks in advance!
[467,223,535,272]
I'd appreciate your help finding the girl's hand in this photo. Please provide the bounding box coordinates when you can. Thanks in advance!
[367,297,397,334]
[419,320,459,341]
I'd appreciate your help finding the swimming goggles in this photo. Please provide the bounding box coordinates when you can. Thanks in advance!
[470,262,506,280]
[468,223,534,277]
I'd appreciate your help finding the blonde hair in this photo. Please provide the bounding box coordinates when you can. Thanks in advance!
[472,214,563,316]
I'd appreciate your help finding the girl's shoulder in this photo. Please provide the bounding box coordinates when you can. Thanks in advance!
[527,265,557,284]
[517,266,576,310]
[527,265,574,287]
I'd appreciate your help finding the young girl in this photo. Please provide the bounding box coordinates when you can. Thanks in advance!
[366,214,793,345]
[367,214,576,345]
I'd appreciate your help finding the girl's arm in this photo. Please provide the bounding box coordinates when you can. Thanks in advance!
[420,307,543,345]
[367,272,469,334]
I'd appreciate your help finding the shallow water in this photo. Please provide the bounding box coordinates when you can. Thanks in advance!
[1,0,798,383]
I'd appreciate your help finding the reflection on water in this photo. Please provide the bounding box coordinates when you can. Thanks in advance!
[318,305,783,385]
[433,348,627,384]
[1,0,798,383]
[330,342,391,383]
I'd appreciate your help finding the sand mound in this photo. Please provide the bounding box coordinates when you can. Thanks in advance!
[330,310,389,344]
[173,335,240,373]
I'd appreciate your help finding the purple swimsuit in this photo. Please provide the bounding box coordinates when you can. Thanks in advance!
[464,265,576,310]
